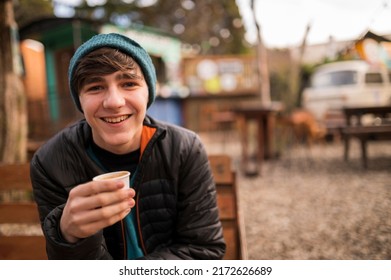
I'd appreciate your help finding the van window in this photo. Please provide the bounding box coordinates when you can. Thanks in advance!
[365,73,383,84]
[311,70,358,88]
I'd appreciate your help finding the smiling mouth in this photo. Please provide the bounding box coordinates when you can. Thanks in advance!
[102,115,130,124]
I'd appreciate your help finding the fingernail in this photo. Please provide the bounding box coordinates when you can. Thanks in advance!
[128,199,135,206]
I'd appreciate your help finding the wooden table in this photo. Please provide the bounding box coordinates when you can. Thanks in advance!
[234,103,282,176]
[343,105,391,126]
[342,105,391,168]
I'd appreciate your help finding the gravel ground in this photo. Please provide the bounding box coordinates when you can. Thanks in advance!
[200,132,391,260]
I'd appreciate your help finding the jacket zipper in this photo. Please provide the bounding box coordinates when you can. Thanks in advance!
[129,123,161,257]
[120,192,146,259]
[120,219,127,259]
[135,191,147,255]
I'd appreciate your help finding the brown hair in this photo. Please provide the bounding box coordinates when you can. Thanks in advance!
[71,47,143,94]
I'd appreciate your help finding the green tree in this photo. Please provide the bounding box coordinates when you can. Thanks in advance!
[74,0,248,54]
[13,0,248,55]
[13,0,54,27]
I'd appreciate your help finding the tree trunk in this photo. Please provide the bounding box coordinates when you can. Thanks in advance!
[291,23,311,110]
[251,0,271,107]
[0,0,27,163]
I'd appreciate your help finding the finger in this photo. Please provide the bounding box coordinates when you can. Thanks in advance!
[65,187,135,222]
[81,188,135,210]
[78,194,134,223]
[94,199,134,222]
[70,180,124,198]
[71,199,134,232]
[77,208,132,239]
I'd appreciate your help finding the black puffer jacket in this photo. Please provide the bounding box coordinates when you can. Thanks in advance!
[30,116,226,259]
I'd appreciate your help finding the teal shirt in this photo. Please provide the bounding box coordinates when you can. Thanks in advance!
[86,144,144,259]
[124,173,144,259]
[124,211,144,259]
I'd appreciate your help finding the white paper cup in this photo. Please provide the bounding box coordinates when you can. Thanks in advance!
[93,171,130,189]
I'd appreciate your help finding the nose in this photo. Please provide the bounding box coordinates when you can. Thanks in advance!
[103,86,125,109]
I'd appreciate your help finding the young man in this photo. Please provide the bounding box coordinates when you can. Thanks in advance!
[30,33,226,259]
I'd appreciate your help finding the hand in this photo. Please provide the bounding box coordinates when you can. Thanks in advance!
[60,180,135,243]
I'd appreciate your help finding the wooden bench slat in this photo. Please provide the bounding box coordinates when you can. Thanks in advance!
[0,203,40,224]
[216,186,236,219]
[0,163,46,260]
[0,236,47,260]
[343,124,391,135]
[0,164,32,191]
[208,155,234,185]
[220,220,239,260]
[208,155,248,260]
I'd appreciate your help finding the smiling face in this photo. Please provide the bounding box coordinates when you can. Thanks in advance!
[74,48,149,154]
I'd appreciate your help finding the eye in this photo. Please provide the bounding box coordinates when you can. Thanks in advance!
[122,81,137,89]
[83,84,104,93]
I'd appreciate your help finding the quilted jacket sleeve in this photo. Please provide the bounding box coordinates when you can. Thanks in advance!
[30,136,113,260]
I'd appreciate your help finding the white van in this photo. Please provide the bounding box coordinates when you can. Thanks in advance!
[302,60,391,124]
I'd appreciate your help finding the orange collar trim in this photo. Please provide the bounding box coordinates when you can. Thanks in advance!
[140,126,157,158]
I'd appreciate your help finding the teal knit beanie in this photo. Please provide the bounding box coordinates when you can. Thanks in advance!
[68,33,157,111]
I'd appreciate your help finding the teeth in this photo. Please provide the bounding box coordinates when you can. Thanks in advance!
[103,115,129,123]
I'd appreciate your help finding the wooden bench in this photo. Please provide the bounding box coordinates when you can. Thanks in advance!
[208,155,248,260]
[1,157,247,260]
[342,105,391,168]
[0,163,47,260]
[342,124,391,168]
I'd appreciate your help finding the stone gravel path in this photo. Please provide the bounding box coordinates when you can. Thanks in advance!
[201,133,391,260]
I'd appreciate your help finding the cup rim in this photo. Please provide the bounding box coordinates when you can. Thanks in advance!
[93,171,130,181]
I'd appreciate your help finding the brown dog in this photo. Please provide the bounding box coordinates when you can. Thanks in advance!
[279,109,327,146]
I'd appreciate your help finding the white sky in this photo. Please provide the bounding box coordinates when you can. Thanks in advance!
[236,0,391,48]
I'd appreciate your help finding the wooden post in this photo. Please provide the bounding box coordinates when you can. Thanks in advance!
[0,0,28,163]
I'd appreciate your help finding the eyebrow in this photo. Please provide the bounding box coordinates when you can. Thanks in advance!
[83,76,104,85]
[82,71,143,86]
[115,72,143,81]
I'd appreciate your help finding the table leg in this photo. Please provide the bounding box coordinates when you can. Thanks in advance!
[237,115,248,174]
[264,114,276,159]
[256,116,264,174]
[360,138,368,169]
[344,135,350,161]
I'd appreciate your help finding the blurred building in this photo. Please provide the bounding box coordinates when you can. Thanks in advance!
[20,17,99,140]
[19,17,186,140]
[291,31,391,66]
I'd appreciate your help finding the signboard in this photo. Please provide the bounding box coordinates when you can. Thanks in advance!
[183,55,259,96]
[355,37,391,68]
